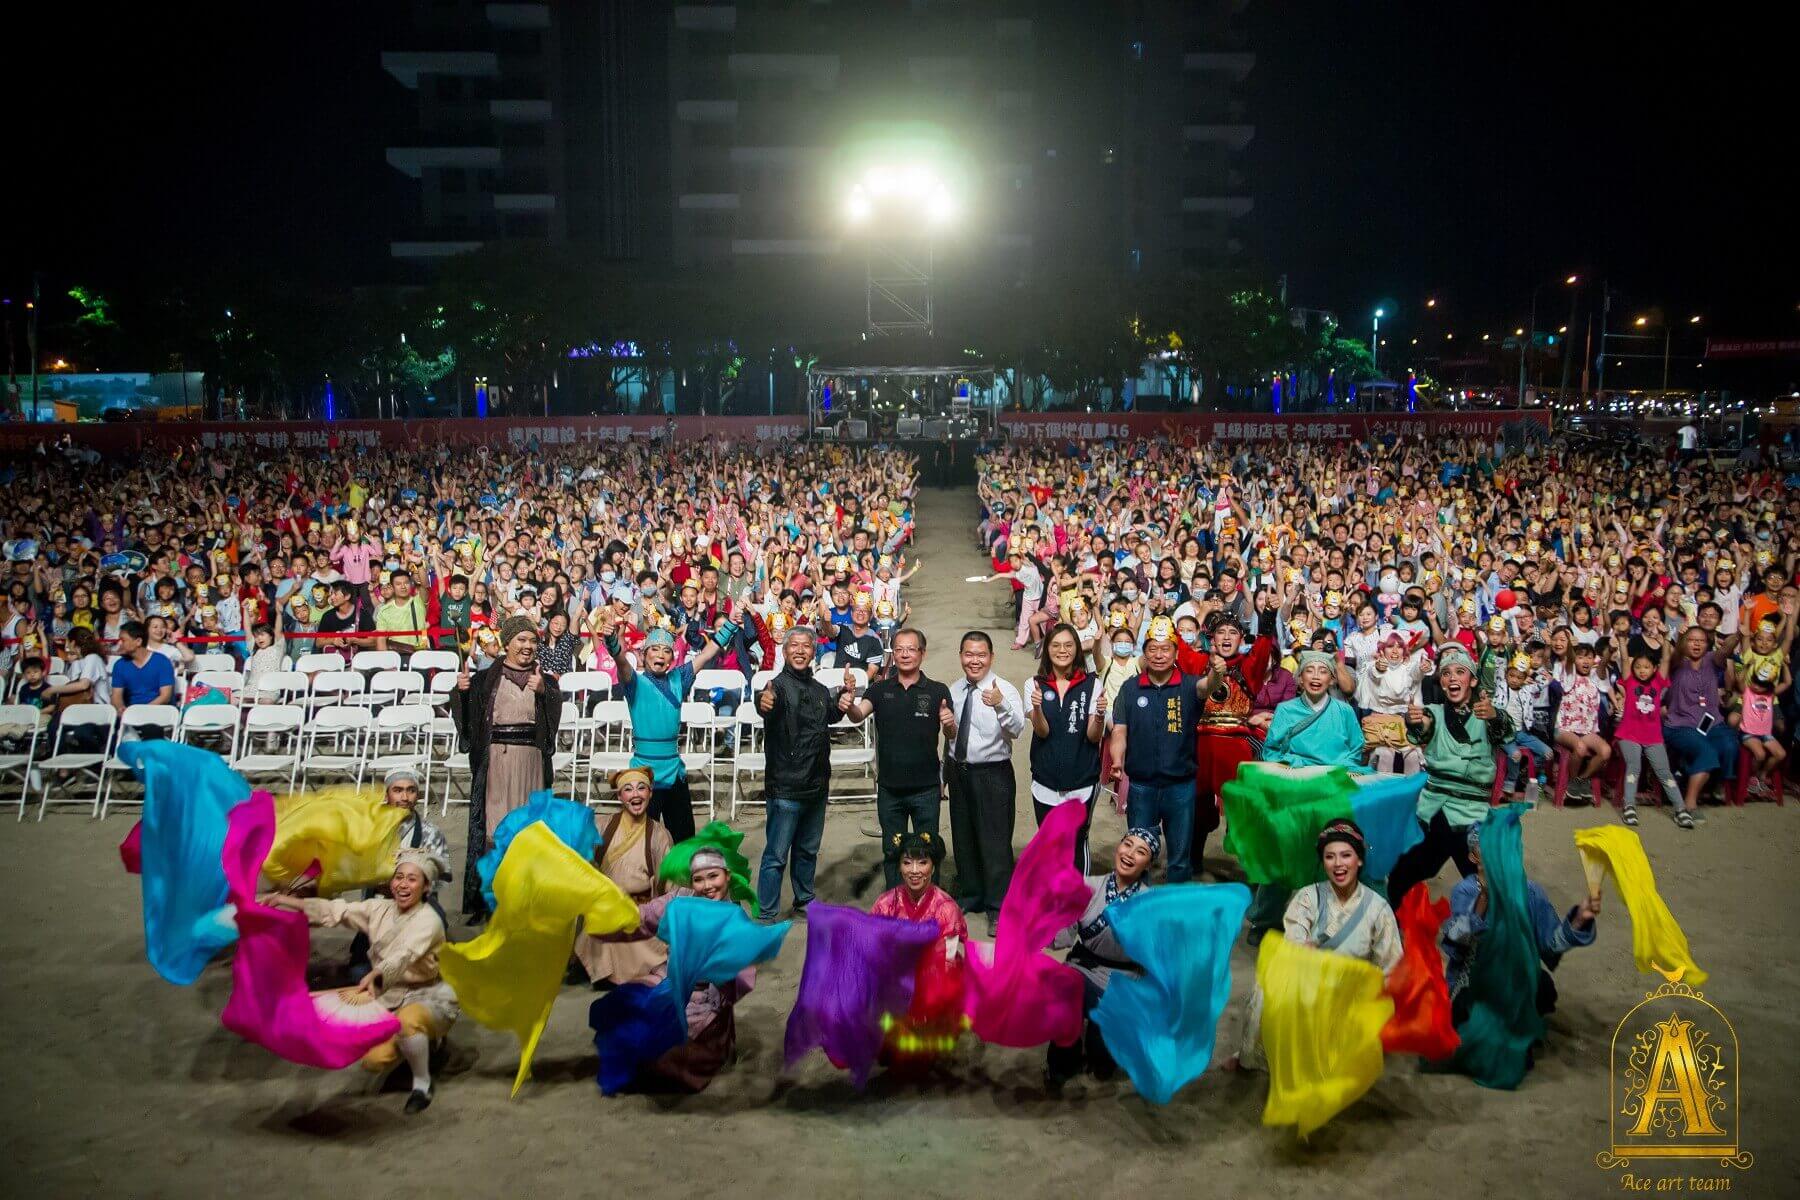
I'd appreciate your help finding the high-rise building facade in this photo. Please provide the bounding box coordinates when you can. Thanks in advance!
[381,0,669,267]
[383,1,1251,278]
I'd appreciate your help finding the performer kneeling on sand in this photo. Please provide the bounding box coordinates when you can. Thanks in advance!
[450,615,561,923]
[872,831,966,936]
[1044,828,1158,1090]
[1227,818,1402,1071]
[597,607,724,843]
[1442,822,1600,1018]
[871,831,968,1069]
[265,848,459,1114]
[576,767,674,987]
[347,766,451,983]
[628,833,757,1092]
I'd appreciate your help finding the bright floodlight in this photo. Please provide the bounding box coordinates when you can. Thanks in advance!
[844,160,957,231]
[1374,307,1385,318]
[926,184,956,227]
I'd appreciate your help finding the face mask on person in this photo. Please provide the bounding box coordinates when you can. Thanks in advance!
[1122,587,1138,600]
[1180,630,1201,647]
[640,584,657,598]
[601,570,616,584]
[1112,639,1134,657]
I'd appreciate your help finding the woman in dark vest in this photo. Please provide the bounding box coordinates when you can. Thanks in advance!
[448,614,561,923]
[1026,623,1105,870]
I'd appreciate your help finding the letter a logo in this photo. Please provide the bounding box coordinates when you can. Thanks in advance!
[1629,1016,1725,1137]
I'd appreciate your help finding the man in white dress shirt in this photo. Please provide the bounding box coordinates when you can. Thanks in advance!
[945,630,1027,935]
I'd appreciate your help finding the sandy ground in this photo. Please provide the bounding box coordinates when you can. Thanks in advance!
[4,485,1798,1199]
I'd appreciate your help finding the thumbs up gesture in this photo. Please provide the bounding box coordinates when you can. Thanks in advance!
[938,696,957,735]
[457,656,472,691]
[1406,702,1425,726]
[758,683,777,714]
[982,681,1003,709]
[1027,682,1042,712]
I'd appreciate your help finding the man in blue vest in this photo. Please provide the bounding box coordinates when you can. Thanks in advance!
[597,609,723,842]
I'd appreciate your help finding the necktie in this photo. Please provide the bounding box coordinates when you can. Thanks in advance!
[953,683,975,763]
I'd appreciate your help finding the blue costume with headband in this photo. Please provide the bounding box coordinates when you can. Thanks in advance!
[615,626,699,841]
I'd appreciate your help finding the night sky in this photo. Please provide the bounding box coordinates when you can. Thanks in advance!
[7,3,1793,353]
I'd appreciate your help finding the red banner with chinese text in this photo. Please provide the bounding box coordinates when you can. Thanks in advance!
[994,410,1551,442]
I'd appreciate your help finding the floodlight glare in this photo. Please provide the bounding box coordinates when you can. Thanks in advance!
[926,184,956,227]
[846,188,872,224]
[866,166,895,196]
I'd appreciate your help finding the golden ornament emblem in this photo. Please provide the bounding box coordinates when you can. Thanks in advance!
[1596,970,1753,1173]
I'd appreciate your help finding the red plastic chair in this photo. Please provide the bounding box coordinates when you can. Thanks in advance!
[1732,746,1788,806]
[1552,746,1605,808]
[1492,747,1536,805]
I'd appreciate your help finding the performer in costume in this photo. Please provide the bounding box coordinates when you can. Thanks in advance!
[575,767,675,986]
[265,847,458,1113]
[1044,828,1158,1090]
[869,831,968,1070]
[1181,609,1276,870]
[1385,644,1514,905]
[595,606,723,843]
[1227,818,1402,1070]
[626,830,760,1092]
[1442,821,1599,1017]
[347,766,451,983]
[1247,649,1371,938]
[448,615,561,922]
[1261,650,1367,771]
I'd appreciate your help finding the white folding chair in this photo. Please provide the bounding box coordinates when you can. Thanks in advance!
[307,669,366,712]
[365,704,434,788]
[690,668,748,734]
[302,706,370,787]
[97,705,184,817]
[407,649,461,677]
[350,649,403,675]
[729,709,766,820]
[30,704,116,819]
[428,707,479,816]
[678,700,720,820]
[559,670,610,751]
[249,669,309,706]
[231,704,303,793]
[189,651,240,675]
[178,704,242,757]
[0,704,46,819]
[583,698,634,803]
[355,668,424,710]
[823,671,877,803]
[191,669,247,700]
[428,671,460,711]
[293,651,344,676]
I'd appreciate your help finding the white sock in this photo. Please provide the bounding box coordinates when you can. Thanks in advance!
[399,1033,431,1093]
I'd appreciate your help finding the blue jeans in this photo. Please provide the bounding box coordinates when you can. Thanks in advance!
[877,784,942,889]
[1125,780,1196,883]
[1664,723,1740,781]
[758,794,827,916]
[1505,731,1553,787]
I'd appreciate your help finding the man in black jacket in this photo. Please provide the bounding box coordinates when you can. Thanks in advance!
[754,625,834,919]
